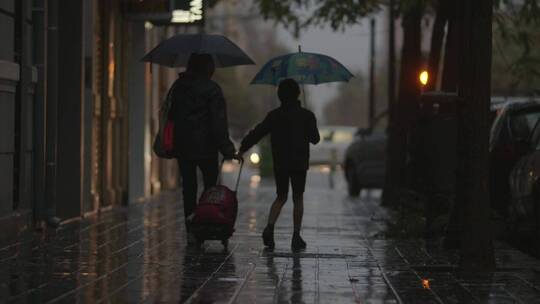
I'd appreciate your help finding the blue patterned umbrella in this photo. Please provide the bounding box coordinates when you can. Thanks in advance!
[251,50,354,86]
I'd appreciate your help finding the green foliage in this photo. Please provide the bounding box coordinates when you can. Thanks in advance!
[493,0,540,94]
[253,0,440,36]
[376,189,451,239]
[494,0,540,24]
[252,0,540,94]
[255,0,382,35]
[380,208,426,239]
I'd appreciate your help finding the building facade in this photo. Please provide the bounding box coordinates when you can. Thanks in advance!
[0,0,179,237]
[0,0,37,237]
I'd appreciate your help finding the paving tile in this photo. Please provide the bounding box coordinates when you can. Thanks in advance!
[2,170,540,303]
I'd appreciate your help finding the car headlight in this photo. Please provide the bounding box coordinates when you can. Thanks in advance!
[249,152,261,164]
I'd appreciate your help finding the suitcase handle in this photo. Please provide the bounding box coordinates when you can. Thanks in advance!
[218,158,244,192]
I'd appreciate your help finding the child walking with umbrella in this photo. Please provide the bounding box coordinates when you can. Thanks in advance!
[243,48,352,249]
[237,79,320,250]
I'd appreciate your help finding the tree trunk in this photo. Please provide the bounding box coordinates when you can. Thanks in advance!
[456,0,495,271]
[420,0,449,240]
[441,0,461,250]
[383,1,424,204]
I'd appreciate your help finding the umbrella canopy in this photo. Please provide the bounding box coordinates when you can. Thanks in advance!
[141,34,255,68]
[251,51,354,86]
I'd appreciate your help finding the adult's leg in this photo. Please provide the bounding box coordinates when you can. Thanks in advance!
[198,157,219,190]
[177,159,197,230]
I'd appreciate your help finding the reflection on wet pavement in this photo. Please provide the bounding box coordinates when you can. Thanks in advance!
[2,169,540,303]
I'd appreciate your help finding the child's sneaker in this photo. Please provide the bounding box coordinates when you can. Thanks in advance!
[262,226,275,249]
[291,232,306,251]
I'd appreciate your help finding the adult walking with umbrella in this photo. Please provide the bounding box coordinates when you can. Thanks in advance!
[142,34,254,244]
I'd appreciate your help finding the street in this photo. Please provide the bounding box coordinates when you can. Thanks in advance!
[1,167,540,303]
[1,0,540,302]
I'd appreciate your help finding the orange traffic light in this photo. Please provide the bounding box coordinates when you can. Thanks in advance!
[419,70,429,86]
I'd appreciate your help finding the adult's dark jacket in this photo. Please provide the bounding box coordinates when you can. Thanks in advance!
[168,72,235,160]
[240,99,320,171]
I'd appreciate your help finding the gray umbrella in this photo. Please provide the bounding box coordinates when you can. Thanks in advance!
[141,33,255,68]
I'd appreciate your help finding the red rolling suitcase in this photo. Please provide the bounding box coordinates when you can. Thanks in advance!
[191,160,243,248]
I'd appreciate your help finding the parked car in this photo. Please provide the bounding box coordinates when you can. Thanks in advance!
[341,97,540,200]
[509,115,540,235]
[490,99,540,216]
[310,126,356,166]
[344,129,386,196]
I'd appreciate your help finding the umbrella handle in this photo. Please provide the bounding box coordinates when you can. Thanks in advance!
[301,84,307,108]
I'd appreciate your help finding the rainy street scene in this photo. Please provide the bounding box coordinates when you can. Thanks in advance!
[2,0,540,303]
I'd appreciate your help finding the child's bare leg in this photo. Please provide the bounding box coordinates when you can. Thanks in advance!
[292,194,304,233]
[262,195,287,248]
[291,193,307,250]
[267,195,287,226]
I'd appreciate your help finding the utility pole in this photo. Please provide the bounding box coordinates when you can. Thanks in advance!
[369,18,376,129]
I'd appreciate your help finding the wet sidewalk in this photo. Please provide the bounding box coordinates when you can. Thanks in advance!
[3,169,540,303]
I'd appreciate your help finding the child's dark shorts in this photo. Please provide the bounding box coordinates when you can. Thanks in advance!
[274,169,307,197]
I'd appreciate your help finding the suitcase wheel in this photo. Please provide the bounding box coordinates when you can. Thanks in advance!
[221,239,229,249]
